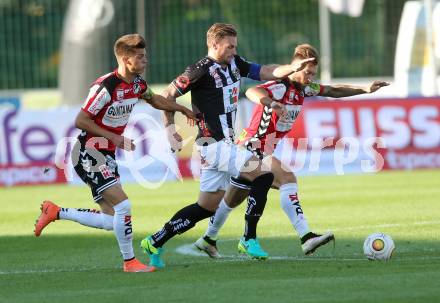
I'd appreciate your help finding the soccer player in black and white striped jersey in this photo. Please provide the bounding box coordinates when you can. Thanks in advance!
[140,23,314,265]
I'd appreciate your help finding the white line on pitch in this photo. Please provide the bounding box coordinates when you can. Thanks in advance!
[0,266,118,275]
[174,243,440,262]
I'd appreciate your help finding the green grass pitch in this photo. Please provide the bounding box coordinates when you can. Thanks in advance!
[1,170,440,303]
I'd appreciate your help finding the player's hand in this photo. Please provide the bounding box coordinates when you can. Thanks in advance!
[112,134,136,151]
[181,108,198,126]
[270,101,287,118]
[140,92,150,101]
[292,58,315,73]
[166,129,183,152]
[367,81,389,93]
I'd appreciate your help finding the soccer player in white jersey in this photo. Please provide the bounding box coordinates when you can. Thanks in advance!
[34,34,196,272]
[195,44,389,258]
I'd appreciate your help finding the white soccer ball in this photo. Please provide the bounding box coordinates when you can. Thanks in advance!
[363,233,395,261]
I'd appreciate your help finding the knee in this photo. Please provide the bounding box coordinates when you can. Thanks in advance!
[277,172,296,186]
[113,199,131,214]
[254,172,274,187]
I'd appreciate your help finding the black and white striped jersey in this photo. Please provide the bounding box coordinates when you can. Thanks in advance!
[171,55,261,143]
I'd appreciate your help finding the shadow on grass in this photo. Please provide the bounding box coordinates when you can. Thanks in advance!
[1,234,439,273]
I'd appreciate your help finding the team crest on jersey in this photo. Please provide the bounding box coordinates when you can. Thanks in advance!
[133,83,141,94]
[288,91,296,104]
[232,68,240,80]
[116,89,124,100]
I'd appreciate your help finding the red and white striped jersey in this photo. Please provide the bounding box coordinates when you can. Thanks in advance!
[238,79,323,155]
[80,69,149,151]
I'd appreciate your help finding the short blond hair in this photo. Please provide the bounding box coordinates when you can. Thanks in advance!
[114,34,146,58]
[206,23,237,47]
[292,44,319,65]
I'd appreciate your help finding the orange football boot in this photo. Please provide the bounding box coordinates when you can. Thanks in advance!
[34,200,60,237]
[123,258,156,272]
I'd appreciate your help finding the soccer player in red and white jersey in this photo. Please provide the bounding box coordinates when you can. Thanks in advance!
[195,44,389,257]
[34,34,196,272]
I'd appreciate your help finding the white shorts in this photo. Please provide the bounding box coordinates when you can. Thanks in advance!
[197,140,254,192]
[270,136,298,170]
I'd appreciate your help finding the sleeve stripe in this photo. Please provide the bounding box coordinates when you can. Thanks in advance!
[80,108,94,117]
[171,82,184,96]
[82,84,104,111]
[82,85,110,115]
[248,63,262,81]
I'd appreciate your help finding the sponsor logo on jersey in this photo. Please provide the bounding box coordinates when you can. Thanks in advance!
[275,104,302,132]
[223,83,240,113]
[107,103,136,117]
[286,108,301,120]
[87,90,107,114]
[228,86,239,105]
[88,102,98,114]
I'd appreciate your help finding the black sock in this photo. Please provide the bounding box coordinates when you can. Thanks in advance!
[244,172,274,240]
[244,215,260,240]
[151,202,214,248]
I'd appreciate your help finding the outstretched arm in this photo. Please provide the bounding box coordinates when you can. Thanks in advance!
[159,84,187,152]
[259,58,315,80]
[245,86,272,106]
[142,90,197,121]
[320,81,389,98]
[246,86,287,117]
[161,84,179,126]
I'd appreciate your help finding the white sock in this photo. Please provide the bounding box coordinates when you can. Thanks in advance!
[205,199,233,239]
[59,208,114,230]
[113,199,135,260]
[280,183,310,238]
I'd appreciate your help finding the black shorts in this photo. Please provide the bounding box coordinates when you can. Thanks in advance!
[71,141,119,202]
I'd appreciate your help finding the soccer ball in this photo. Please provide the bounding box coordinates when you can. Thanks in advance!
[363,233,395,261]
